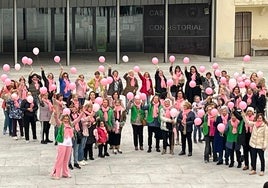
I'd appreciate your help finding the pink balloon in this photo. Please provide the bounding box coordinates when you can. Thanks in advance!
[54,56,61,63]
[212,63,219,70]
[189,80,196,88]
[234,72,240,79]
[62,108,71,115]
[99,56,105,63]
[133,66,140,73]
[197,109,205,118]
[22,56,28,65]
[1,74,8,82]
[70,67,77,74]
[220,77,227,84]
[126,92,134,100]
[194,118,202,126]
[199,66,206,73]
[210,108,218,116]
[242,74,247,80]
[244,79,251,87]
[39,87,48,94]
[95,97,103,105]
[250,82,256,89]
[228,102,234,110]
[26,95,33,103]
[93,103,100,112]
[4,78,11,86]
[169,55,176,63]
[229,78,237,89]
[243,55,251,62]
[140,93,147,100]
[214,69,221,77]
[170,108,178,118]
[15,64,21,71]
[3,64,10,72]
[237,76,243,82]
[98,65,105,73]
[183,57,190,64]
[69,83,76,90]
[11,93,18,100]
[167,79,174,87]
[101,78,108,86]
[239,101,247,110]
[257,71,263,78]
[107,76,113,84]
[238,81,245,88]
[27,58,33,65]
[205,87,213,95]
[152,57,159,65]
[51,84,57,91]
[217,123,225,133]
[33,47,39,55]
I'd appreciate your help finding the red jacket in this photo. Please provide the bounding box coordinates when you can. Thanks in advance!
[97,127,108,144]
[138,72,154,95]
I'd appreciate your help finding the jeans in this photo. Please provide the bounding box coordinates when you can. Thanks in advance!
[251,148,265,171]
[69,139,79,164]
[132,124,144,147]
[226,144,241,165]
[193,125,202,141]
[78,136,87,161]
[162,130,173,150]
[3,110,12,135]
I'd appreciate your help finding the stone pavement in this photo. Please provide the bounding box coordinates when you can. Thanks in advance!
[0,53,268,187]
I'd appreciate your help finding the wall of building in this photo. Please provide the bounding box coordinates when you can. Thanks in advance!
[236,7,268,48]
[215,0,235,58]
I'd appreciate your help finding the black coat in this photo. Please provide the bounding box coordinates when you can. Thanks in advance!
[184,70,202,103]
[177,111,195,133]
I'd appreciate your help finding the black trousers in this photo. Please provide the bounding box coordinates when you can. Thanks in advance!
[132,124,144,147]
[181,131,192,153]
[162,130,173,150]
[148,126,160,149]
[226,144,241,164]
[251,148,265,171]
[41,121,51,141]
[84,143,93,159]
[243,132,252,167]
[204,136,217,161]
[24,115,37,141]
[12,119,24,137]
[98,143,108,156]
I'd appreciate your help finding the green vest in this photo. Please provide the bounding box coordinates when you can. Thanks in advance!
[130,105,145,123]
[202,115,209,136]
[146,104,161,123]
[226,120,243,143]
[97,108,114,128]
[56,124,64,143]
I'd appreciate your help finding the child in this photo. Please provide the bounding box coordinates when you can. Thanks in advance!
[84,119,97,160]
[192,95,205,143]
[95,120,109,158]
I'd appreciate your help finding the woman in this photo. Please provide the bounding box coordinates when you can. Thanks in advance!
[127,96,145,150]
[123,70,139,107]
[169,64,184,97]
[87,71,104,97]
[242,112,268,176]
[28,71,42,101]
[230,86,242,109]
[155,69,167,100]
[41,67,56,101]
[39,93,54,144]
[107,67,123,96]
[177,101,195,156]
[20,92,38,143]
[59,67,72,106]
[17,76,28,100]
[184,66,202,103]
[242,88,257,109]
[160,98,176,155]
[201,72,216,100]
[138,71,154,104]
[75,74,88,105]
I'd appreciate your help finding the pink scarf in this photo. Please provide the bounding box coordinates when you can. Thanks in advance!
[71,113,80,131]
[247,94,253,104]
[220,94,228,103]
[173,71,182,85]
[259,87,266,96]
[113,76,119,82]
[152,102,159,118]
[160,76,166,88]
[64,78,70,93]
[245,115,255,133]
[30,102,34,109]
[72,100,79,109]
[145,78,151,91]
[164,105,171,118]
[102,106,109,121]
[13,99,19,108]
[231,119,239,134]
[33,80,39,90]
[191,73,196,81]
[208,114,216,136]
[129,75,135,87]
[48,78,55,92]
[63,122,74,138]
[182,109,191,124]
[235,94,242,108]
[95,78,100,89]
[175,98,184,111]
[221,114,228,125]
[78,80,87,93]
[255,120,263,128]
[43,98,53,112]
[114,106,123,120]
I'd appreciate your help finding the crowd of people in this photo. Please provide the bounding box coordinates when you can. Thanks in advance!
[0,61,268,180]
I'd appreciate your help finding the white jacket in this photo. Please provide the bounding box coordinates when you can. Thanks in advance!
[160,108,174,131]
[247,121,268,149]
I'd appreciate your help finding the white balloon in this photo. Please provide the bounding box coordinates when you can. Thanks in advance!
[15,64,21,71]
[33,47,39,55]
[122,55,129,63]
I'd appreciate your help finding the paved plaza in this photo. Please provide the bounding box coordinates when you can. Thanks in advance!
[0,53,268,187]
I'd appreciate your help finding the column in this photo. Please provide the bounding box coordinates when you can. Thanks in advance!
[13,0,18,65]
[164,0,168,63]
[66,0,70,66]
[210,0,216,62]
[116,0,120,64]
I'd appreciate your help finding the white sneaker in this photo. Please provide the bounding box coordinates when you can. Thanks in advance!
[78,161,86,166]
[13,136,18,140]
[82,160,88,165]
[25,140,30,144]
